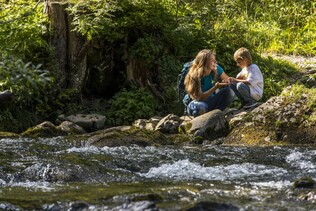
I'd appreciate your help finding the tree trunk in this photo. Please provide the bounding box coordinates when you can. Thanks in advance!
[48,1,88,97]
[67,14,88,93]
[48,1,68,88]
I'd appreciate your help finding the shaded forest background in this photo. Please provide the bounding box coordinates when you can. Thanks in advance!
[0,0,315,132]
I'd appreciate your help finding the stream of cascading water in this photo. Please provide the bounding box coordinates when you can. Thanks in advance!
[0,137,315,210]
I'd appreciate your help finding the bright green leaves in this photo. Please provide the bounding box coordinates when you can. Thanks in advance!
[0,0,49,61]
[0,56,54,109]
[68,0,124,41]
[0,0,54,127]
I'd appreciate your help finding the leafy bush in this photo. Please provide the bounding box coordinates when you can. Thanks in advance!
[106,88,157,126]
[0,0,50,62]
[0,55,55,132]
[0,56,53,108]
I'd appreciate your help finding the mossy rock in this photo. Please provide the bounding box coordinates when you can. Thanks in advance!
[0,131,20,138]
[294,177,316,189]
[84,126,178,147]
[21,121,67,138]
[166,133,194,145]
[223,123,285,146]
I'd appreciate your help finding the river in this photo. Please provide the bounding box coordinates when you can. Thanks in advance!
[0,137,315,210]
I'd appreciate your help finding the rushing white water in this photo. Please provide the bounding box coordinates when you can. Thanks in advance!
[286,149,316,173]
[141,159,288,182]
[58,145,316,183]
[0,138,316,210]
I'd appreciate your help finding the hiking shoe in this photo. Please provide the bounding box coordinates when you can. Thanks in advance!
[243,102,258,109]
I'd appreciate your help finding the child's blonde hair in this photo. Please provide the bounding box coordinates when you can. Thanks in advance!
[234,47,252,65]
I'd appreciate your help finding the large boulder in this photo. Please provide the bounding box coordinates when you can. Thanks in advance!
[21,121,67,137]
[180,109,230,144]
[155,114,181,134]
[58,121,86,135]
[58,113,106,132]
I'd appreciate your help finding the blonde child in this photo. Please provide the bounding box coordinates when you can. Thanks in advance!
[229,47,264,109]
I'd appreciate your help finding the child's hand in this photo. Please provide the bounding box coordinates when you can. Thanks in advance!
[237,75,247,80]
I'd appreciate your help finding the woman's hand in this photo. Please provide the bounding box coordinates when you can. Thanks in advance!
[215,82,220,89]
[215,82,229,88]
[222,77,235,84]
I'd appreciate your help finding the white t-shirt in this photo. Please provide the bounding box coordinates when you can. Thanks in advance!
[236,64,264,100]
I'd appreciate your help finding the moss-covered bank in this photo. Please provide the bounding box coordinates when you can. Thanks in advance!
[224,83,316,146]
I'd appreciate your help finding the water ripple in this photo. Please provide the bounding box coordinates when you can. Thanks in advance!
[286,149,316,173]
[140,159,287,182]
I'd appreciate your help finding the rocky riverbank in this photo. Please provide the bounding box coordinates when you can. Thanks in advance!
[18,81,316,147]
[3,55,316,147]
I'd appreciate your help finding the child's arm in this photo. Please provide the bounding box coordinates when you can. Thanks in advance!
[229,76,251,85]
[236,75,247,80]
[229,69,251,84]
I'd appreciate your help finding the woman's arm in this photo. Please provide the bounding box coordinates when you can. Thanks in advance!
[198,72,231,100]
[200,82,220,100]
[219,72,230,83]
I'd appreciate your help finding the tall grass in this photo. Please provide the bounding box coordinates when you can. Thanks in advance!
[214,0,316,56]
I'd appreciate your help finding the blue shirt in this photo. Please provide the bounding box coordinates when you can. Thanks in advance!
[201,64,224,94]
[182,64,224,106]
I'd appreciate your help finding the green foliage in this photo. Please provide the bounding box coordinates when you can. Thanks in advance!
[213,0,316,55]
[255,55,298,101]
[0,108,37,133]
[129,36,163,66]
[156,55,184,114]
[0,55,55,132]
[0,55,54,109]
[0,1,57,131]
[282,84,316,108]
[106,88,157,126]
[0,0,51,62]
[67,0,212,55]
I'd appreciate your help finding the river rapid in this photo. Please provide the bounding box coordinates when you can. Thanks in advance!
[0,137,315,210]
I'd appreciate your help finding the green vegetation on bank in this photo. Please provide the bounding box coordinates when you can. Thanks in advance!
[282,84,316,125]
[0,0,315,131]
